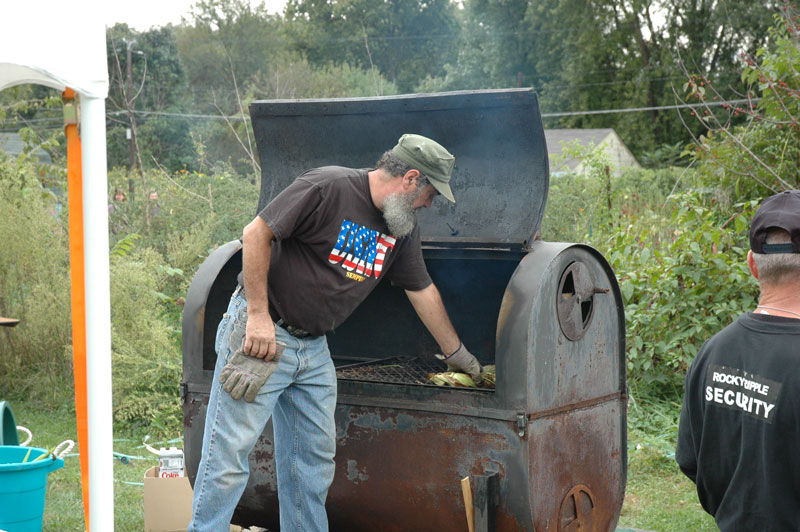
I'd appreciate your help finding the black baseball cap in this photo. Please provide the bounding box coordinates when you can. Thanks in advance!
[750,189,800,253]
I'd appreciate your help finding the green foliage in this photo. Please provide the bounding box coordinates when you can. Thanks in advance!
[687,6,800,197]
[428,0,779,156]
[245,55,399,100]
[177,0,287,111]
[541,142,686,243]
[0,152,257,433]
[746,12,800,123]
[639,142,691,169]
[542,140,613,241]
[0,154,72,404]
[602,192,759,394]
[690,125,798,200]
[627,393,681,457]
[111,233,141,258]
[105,165,257,433]
[107,166,257,359]
[106,24,197,173]
[543,149,758,397]
[109,247,182,431]
[107,166,257,253]
[6,1,788,173]
[0,84,62,131]
[284,0,458,92]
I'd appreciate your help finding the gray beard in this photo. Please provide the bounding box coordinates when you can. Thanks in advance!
[382,192,417,237]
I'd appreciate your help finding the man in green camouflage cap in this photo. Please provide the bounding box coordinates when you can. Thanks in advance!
[391,133,456,203]
[190,132,482,532]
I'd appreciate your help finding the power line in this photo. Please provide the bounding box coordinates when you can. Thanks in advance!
[107,109,247,120]
[118,98,758,121]
[2,98,758,132]
[541,98,758,118]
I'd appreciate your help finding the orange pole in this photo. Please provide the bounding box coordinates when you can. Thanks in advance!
[63,88,90,530]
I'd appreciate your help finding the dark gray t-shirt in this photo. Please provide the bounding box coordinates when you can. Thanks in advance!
[251,166,431,336]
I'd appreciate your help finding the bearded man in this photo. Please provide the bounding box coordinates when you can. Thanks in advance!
[188,134,482,532]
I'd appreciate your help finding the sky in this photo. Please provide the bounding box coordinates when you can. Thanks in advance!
[104,0,288,31]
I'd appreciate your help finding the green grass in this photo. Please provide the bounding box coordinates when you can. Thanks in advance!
[617,392,719,532]
[618,444,717,532]
[9,398,719,532]
[11,401,157,531]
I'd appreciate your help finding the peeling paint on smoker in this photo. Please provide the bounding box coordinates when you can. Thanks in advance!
[345,459,368,483]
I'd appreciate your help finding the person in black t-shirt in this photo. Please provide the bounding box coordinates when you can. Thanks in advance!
[676,190,800,532]
[188,134,483,532]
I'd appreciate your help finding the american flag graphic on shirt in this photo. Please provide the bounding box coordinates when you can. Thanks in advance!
[328,219,396,278]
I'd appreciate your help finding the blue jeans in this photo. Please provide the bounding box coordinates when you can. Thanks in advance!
[188,291,337,532]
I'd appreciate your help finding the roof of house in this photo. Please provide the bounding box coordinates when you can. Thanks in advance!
[544,128,616,171]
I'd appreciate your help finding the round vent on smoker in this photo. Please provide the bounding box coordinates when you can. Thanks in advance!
[557,261,597,341]
[558,485,597,532]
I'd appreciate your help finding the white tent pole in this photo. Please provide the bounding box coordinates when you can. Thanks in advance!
[80,94,115,530]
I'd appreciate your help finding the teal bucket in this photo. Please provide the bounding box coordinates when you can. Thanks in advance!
[0,401,20,445]
[0,446,64,532]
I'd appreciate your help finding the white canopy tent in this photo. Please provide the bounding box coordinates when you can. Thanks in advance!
[1,4,114,530]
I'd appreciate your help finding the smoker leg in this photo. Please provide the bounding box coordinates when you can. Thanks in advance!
[474,473,499,532]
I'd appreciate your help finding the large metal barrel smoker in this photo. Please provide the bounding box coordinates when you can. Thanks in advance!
[182,89,627,532]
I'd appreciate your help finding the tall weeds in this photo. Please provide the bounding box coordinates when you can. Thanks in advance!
[1,154,257,434]
[0,155,72,403]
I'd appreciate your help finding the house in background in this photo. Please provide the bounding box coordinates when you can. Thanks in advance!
[545,128,640,176]
[0,131,53,163]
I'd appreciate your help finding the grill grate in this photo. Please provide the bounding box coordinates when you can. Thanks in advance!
[335,356,491,391]
[336,357,442,386]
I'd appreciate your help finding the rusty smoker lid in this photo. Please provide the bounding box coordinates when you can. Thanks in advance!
[249,89,549,246]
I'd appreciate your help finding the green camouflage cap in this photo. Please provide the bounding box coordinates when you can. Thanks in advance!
[391,133,456,203]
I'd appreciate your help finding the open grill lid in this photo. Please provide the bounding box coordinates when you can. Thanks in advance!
[249,89,549,246]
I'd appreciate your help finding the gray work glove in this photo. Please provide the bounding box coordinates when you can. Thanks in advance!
[435,343,483,385]
[219,343,285,402]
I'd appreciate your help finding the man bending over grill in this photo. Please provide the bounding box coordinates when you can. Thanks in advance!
[188,134,482,532]
[676,190,800,531]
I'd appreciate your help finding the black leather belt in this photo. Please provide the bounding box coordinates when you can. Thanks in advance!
[234,284,313,338]
[275,319,313,339]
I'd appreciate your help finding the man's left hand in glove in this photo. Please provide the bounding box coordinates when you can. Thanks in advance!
[435,343,483,385]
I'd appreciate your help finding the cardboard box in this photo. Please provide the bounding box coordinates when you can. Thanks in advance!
[144,466,193,532]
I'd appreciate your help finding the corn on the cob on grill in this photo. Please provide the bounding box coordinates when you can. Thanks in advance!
[428,365,496,388]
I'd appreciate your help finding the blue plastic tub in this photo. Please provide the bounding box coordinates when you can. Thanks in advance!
[0,446,64,532]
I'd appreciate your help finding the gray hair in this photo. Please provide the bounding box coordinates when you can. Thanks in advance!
[375,151,430,189]
[376,151,411,178]
[752,228,800,285]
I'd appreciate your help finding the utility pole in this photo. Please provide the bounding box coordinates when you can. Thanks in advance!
[125,38,138,197]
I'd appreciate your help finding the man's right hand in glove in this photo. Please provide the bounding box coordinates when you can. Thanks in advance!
[435,343,483,384]
[219,342,285,402]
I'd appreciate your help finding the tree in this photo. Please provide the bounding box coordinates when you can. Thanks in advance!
[678,1,800,197]
[428,0,780,157]
[284,0,458,93]
[106,23,195,173]
[175,0,287,112]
